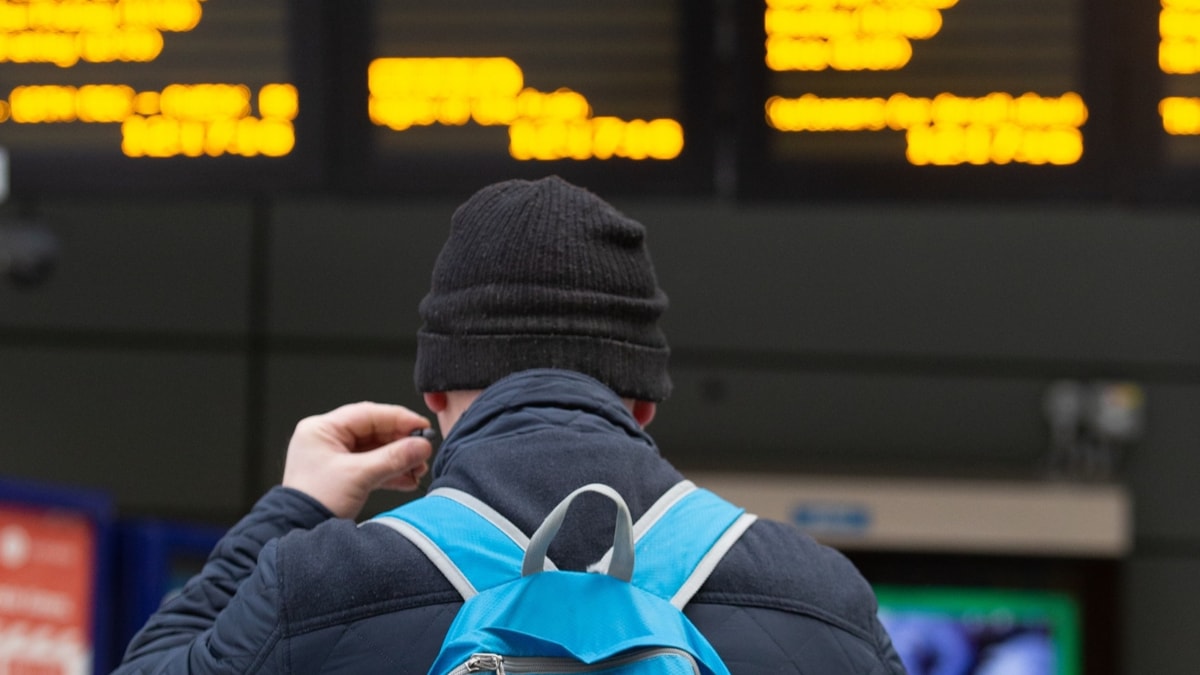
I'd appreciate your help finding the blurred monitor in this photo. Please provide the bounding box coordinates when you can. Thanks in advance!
[876,584,1081,675]
[850,550,1118,675]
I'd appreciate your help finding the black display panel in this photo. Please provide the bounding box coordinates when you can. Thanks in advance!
[1159,0,1200,165]
[1135,0,1200,200]
[348,0,714,196]
[3,1,1198,202]
[734,0,1117,201]
[0,0,323,195]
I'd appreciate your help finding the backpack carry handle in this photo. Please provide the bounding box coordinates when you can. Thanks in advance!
[522,483,635,581]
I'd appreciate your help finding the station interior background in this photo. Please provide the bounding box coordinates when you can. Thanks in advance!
[2,1,1199,673]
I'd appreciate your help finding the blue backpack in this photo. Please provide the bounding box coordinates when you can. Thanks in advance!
[370,481,757,675]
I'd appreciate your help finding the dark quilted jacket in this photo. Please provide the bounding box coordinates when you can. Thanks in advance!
[115,369,907,674]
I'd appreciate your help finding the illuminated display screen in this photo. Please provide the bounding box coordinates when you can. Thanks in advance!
[0,0,312,193]
[360,0,711,194]
[876,586,1082,675]
[763,0,1084,167]
[1159,0,1200,165]
[736,0,1112,199]
[1,2,1198,201]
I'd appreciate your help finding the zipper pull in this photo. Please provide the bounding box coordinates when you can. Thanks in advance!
[465,653,506,674]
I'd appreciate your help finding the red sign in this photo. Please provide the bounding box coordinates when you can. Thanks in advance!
[0,502,96,675]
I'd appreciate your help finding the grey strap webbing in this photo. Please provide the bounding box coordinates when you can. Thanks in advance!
[367,480,755,608]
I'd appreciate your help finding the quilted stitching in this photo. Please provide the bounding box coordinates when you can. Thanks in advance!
[688,603,893,674]
[304,604,460,675]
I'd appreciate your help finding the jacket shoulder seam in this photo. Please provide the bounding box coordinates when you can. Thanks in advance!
[689,592,876,644]
[283,591,464,637]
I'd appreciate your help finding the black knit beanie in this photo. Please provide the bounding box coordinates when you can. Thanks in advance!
[414,175,671,401]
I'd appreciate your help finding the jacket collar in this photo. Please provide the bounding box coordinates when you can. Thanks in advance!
[430,369,656,479]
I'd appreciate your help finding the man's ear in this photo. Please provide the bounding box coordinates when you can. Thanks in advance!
[423,392,447,414]
[631,400,657,428]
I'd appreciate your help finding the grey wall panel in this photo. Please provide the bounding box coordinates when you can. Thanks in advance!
[654,363,1050,475]
[267,200,450,339]
[1125,384,1200,543]
[1124,556,1200,675]
[0,346,247,518]
[270,196,1200,367]
[1,200,253,334]
[260,351,1055,486]
[625,201,1200,367]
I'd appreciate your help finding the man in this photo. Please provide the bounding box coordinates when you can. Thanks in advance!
[115,176,907,673]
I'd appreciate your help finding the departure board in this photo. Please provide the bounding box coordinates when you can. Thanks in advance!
[1160,0,1200,165]
[357,0,713,195]
[0,0,317,194]
[735,0,1110,199]
[2,1,1199,201]
[764,0,1083,166]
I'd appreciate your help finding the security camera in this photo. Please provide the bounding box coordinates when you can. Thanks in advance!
[0,222,59,288]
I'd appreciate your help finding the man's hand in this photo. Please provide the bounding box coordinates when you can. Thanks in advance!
[282,402,435,519]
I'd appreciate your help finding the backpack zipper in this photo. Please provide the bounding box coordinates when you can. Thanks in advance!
[464,653,505,674]
[457,648,701,674]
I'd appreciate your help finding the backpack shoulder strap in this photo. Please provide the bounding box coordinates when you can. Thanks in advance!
[628,481,758,609]
[368,481,756,609]
[367,488,552,599]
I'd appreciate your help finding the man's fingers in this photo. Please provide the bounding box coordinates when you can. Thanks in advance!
[322,402,431,449]
[356,435,434,492]
[377,461,429,492]
[283,401,435,517]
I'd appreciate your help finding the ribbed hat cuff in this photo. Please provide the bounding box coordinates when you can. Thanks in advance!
[415,331,672,402]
